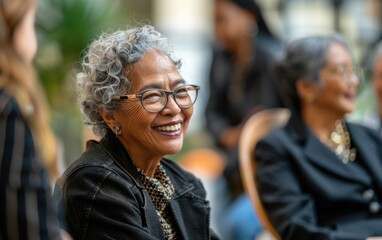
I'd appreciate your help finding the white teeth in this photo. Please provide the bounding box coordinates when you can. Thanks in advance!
[156,123,181,132]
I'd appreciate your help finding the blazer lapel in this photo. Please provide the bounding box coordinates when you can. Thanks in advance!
[348,123,382,187]
[288,114,369,183]
[303,130,362,183]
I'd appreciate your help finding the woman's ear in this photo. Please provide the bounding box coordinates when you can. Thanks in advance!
[296,79,317,103]
[99,107,118,130]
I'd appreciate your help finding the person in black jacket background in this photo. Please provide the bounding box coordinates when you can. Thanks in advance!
[255,34,382,240]
[204,0,282,239]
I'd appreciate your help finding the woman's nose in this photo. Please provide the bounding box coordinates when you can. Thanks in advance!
[161,94,181,114]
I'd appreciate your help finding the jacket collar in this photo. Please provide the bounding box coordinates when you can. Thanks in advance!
[99,129,194,195]
[99,129,201,239]
[99,130,166,238]
[100,129,144,188]
[286,112,381,184]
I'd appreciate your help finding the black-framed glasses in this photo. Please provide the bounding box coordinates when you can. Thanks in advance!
[112,84,200,113]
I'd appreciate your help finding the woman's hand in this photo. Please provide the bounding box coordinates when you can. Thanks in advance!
[366,237,382,240]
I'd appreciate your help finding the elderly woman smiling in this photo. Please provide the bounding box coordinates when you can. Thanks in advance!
[254,34,382,240]
[55,25,219,240]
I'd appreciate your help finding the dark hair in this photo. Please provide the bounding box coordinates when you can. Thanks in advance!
[229,0,275,39]
[275,34,351,112]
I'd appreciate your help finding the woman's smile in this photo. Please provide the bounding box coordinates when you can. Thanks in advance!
[154,122,182,132]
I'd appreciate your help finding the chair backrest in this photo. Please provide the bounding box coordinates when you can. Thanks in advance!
[238,108,291,240]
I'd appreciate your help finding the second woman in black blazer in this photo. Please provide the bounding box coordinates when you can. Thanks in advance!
[254,34,382,240]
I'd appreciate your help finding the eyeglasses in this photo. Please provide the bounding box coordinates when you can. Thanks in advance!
[112,84,200,113]
[332,65,363,82]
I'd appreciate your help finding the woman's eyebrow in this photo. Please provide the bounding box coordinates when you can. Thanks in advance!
[172,79,186,87]
[137,83,162,92]
[137,79,186,92]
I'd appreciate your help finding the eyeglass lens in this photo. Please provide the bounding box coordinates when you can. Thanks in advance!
[141,85,198,112]
[337,66,363,80]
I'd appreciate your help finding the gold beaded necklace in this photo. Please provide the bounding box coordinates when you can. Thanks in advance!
[328,119,357,164]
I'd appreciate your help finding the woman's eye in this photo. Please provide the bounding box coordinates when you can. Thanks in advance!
[142,91,162,103]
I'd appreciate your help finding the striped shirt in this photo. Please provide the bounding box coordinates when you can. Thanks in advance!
[0,89,61,240]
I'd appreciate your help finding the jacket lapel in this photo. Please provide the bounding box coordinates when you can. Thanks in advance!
[162,161,198,240]
[303,130,364,183]
[288,114,369,183]
[100,130,166,239]
[347,124,382,188]
[100,131,210,239]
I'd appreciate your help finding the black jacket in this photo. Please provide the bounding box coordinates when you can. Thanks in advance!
[205,38,282,148]
[255,113,382,240]
[55,130,219,240]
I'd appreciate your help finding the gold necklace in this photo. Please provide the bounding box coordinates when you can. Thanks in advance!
[329,119,357,164]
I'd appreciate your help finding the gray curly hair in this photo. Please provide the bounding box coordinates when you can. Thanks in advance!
[76,25,181,137]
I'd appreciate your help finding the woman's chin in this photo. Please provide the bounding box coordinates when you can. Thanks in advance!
[162,143,183,156]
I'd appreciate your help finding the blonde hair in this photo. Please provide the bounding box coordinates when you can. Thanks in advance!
[0,0,59,178]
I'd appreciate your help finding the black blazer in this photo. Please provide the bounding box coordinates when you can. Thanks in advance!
[254,113,382,240]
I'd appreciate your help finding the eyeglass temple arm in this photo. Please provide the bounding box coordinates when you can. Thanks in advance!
[112,95,131,100]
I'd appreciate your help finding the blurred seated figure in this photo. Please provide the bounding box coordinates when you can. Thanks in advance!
[206,0,282,199]
[0,0,68,239]
[205,0,282,238]
[254,34,382,240]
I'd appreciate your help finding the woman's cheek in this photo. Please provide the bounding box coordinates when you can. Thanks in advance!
[120,104,151,130]
[183,107,194,125]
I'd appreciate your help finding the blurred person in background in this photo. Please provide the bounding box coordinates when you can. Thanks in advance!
[0,0,67,239]
[204,0,282,239]
[359,41,382,136]
[255,34,382,240]
[55,25,220,240]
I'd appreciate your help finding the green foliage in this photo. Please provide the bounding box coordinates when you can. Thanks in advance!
[35,0,122,104]
[34,0,125,165]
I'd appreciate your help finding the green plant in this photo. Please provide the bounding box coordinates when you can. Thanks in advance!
[35,0,125,165]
